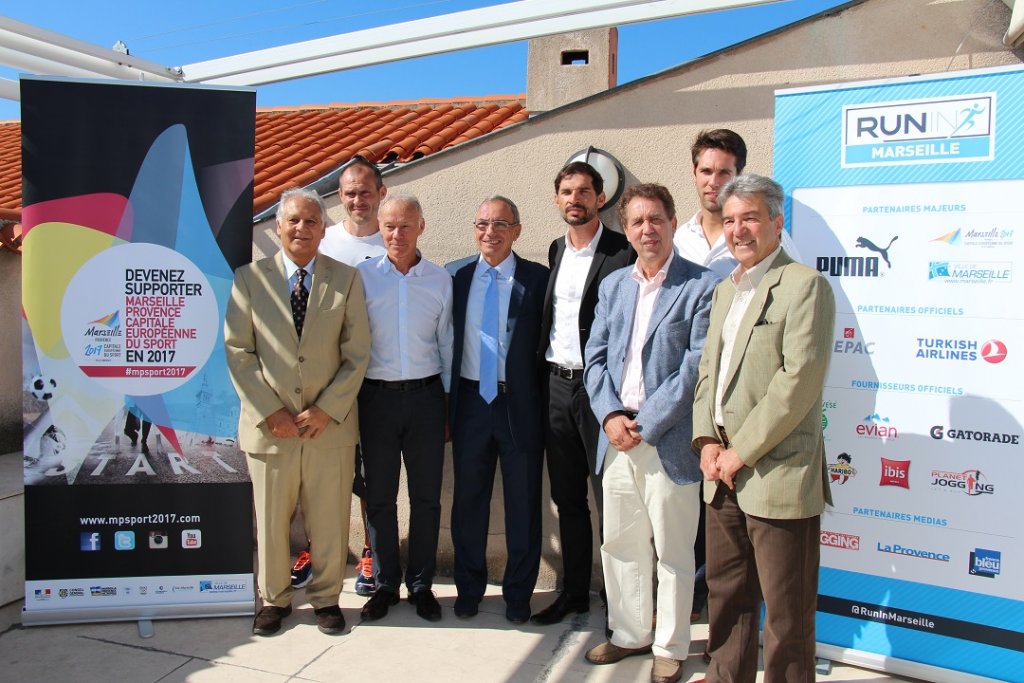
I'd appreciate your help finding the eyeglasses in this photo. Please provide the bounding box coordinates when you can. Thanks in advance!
[473,219,519,232]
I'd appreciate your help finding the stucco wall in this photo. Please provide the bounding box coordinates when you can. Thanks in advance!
[247,0,1024,590]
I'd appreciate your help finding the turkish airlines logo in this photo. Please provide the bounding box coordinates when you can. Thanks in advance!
[980,339,1007,364]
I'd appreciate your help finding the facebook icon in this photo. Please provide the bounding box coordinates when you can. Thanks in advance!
[80,532,101,551]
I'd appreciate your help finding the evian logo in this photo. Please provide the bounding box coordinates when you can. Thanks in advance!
[821,531,860,550]
[880,458,910,489]
[980,340,1007,364]
[856,414,898,439]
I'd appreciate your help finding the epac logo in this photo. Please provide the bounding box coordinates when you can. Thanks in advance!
[828,453,857,484]
[930,469,995,496]
[821,530,860,550]
[929,424,1019,444]
[842,94,995,167]
[928,261,1011,284]
[969,548,1001,578]
[856,414,897,439]
[834,327,874,355]
[80,532,101,552]
[980,339,1007,364]
[876,541,950,562]
[879,458,910,488]
[817,236,896,278]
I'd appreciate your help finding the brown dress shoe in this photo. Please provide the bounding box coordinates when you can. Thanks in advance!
[585,641,653,664]
[314,605,346,635]
[252,605,291,636]
[651,656,683,683]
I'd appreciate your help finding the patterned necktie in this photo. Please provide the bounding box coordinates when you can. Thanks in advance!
[291,267,309,337]
[479,267,499,404]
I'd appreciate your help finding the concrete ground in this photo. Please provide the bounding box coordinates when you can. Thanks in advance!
[0,574,914,683]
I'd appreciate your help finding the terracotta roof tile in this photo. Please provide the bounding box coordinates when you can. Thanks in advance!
[0,95,529,223]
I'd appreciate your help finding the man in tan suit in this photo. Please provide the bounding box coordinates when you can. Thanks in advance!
[691,175,834,683]
[225,188,370,636]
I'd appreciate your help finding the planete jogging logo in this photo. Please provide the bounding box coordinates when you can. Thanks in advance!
[930,469,995,496]
[842,93,995,167]
[821,531,860,550]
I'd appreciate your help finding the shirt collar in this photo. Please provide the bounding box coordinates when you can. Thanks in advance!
[631,250,673,286]
[730,245,781,290]
[475,251,515,279]
[378,251,425,276]
[563,223,603,256]
[283,254,315,279]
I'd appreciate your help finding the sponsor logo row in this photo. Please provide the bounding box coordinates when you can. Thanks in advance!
[820,403,1020,446]
[828,454,997,496]
[31,578,248,601]
[820,531,1001,579]
[833,327,1007,365]
[79,529,201,552]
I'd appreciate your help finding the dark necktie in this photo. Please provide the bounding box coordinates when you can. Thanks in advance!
[291,267,309,337]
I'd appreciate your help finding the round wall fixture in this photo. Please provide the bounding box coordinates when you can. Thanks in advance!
[564,146,626,209]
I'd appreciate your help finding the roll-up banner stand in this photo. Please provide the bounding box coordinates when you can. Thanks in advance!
[775,65,1024,682]
[21,77,256,626]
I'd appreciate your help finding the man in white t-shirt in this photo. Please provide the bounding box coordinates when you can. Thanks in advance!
[320,155,388,266]
[290,156,388,597]
[673,129,799,279]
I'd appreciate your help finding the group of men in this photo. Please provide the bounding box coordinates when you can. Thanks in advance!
[224,129,835,683]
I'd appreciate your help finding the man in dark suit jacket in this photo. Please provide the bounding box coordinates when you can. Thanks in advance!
[532,162,634,625]
[449,195,548,624]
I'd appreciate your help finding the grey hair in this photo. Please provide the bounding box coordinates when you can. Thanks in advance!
[481,195,521,225]
[717,174,785,220]
[379,193,423,218]
[276,188,327,223]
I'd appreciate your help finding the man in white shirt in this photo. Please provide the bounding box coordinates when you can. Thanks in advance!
[673,130,799,279]
[355,195,453,623]
[320,155,388,266]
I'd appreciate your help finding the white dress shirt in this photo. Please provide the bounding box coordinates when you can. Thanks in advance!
[673,212,801,278]
[461,253,516,382]
[357,254,454,391]
[714,246,783,425]
[620,252,673,412]
[320,223,386,267]
[545,224,603,369]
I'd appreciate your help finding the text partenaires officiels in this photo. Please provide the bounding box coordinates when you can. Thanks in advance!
[125,268,203,296]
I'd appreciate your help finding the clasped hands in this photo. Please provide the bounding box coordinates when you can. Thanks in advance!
[700,442,746,490]
[265,406,331,440]
[603,412,642,452]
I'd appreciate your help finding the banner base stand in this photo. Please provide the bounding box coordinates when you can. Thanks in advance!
[816,643,1002,683]
[138,619,154,638]
[21,599,254,627]
[815,657,832,676]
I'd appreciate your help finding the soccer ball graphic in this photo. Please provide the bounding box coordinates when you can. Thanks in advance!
[30,375,57,401]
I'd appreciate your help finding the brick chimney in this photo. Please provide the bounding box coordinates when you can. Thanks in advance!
[526,28,617,115]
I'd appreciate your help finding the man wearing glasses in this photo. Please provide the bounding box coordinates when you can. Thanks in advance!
[448,196,548,624]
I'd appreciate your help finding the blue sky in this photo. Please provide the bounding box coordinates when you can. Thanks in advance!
[1,0,848,120]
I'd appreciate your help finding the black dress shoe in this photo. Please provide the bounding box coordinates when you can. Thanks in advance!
[530,592,590,625]
[408,589,442,622]
[360,589,399,621]
[453,596,479,618]
[252,604,292,636]
[313,605,346,635]
[506,601,531,624]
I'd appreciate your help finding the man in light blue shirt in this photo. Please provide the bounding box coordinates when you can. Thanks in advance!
[355,194,453,623]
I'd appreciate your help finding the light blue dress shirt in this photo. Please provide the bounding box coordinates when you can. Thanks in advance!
[461,253,516,382]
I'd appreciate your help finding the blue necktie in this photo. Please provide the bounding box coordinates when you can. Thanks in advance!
[479,267,499,404]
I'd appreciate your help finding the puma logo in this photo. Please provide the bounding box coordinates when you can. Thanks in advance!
[855,236,898,268]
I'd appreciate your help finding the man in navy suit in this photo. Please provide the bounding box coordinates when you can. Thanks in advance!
[583,184,718,683]
[532,161,633,625]
[449,195,549,624]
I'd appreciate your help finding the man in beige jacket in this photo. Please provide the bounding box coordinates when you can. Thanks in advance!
[225,188,370,636]
[691,175,834,683]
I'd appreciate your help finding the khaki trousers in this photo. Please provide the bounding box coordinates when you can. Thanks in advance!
[247,440,355,609]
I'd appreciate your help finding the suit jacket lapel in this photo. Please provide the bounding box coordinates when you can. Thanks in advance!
[581,227,610,298]
[304,257,333,333]
[268,253,299,346]
[643,257,685,347]
[507,253,526,337]
[543,238,565,311]
[722,253,792,391]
